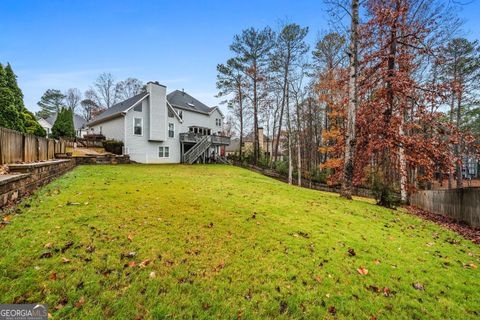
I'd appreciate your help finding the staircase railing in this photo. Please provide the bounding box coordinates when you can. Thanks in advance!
[183,135,211,164]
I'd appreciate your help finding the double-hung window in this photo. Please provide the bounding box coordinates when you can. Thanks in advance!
[159,146,170,158]
[133,118,143,135]
[168,123,174,138]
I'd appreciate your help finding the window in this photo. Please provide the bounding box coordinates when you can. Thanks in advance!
[216,118,222,127]
[134,118,142,135]
[179,110,183,119]
[168,123,174,138]
[134,102,142,112]
[159,146,170,158]
[168,108,174,118]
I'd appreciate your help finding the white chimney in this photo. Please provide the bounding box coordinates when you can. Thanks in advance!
[146,81,167,141]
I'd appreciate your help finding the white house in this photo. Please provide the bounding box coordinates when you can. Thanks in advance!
[37,118,52,137]
[87,81,230,164]
[41,112,88,138]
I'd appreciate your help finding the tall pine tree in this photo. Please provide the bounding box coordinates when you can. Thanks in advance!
[0,63,26,132]
[51,107,75,139]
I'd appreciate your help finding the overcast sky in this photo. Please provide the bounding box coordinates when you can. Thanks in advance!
[1,0,479,115]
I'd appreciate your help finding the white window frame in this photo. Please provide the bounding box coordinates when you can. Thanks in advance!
[168,122,174,138]
[159,146,170,158]
[133,117,143,136]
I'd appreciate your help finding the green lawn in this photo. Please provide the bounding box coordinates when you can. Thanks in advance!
[0,165,478,319]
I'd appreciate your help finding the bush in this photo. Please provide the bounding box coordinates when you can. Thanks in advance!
[103,140,124,155]
[274,161,288,176]
[309,168,329,184]
[370,172,401,209]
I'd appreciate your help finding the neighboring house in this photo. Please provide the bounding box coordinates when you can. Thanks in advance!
[226,127,285,160]
[462,155,479,179]
[37,118,52,137]
[43,112,88,138]
[87,82,230,164]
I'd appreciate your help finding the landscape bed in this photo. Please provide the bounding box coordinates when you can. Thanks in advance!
[0,165,478,319]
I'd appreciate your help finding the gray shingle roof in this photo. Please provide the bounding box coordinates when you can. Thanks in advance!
[88,89,216,126]
[88,91,148,125]
[167,90,212,114]
[45,112,87,130]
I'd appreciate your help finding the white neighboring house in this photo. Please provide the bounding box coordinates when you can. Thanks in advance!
[87,82,230,164]
[37,118,52,137]
[41,112,89,138]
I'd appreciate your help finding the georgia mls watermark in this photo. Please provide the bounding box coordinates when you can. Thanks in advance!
[0,304,48,320]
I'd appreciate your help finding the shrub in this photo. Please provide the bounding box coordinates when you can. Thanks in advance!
[103,140,124,155]
[369,172,401,209]
[274,161,288,176]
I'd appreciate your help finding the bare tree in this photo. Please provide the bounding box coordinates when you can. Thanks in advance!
[115,78,144,101]
[92,73,117,108]
[64,88,82,112]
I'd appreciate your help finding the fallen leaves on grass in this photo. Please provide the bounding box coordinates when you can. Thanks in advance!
[407,206,480,244]
[61,257,71,263]
[463,263,477,269]
[139,259,151,268]
[212,261,225,272]
[49,272,57,280]
[328,306,336,315]
[40,251,53,259]
[357,267,368,275]
[121,252,137,259]
[373,259,381,265]
[348,248,356,256]
[61,241,74,253]
[149,271,156,279]
[127,234,134,242]
[2,215,12,222]
[413,282,425,290]
[74,296,85,308]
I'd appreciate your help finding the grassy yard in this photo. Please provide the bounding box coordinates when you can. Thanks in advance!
[0,165,478,319]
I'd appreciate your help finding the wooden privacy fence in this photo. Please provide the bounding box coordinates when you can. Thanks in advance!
[0,127,66,164]
[411,188,480,227]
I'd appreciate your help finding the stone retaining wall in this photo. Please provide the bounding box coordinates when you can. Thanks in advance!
[0,159,76,208]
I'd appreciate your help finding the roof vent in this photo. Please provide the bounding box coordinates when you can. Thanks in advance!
[187,103,195,107]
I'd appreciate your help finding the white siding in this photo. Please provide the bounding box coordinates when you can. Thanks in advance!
[90,116,125,141]
[88,86,225,164]
[147,83,167,141]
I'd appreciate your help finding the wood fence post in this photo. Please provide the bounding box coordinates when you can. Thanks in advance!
[22,134,26,162]
[0,128,3,165]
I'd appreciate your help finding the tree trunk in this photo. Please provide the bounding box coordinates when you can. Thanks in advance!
[296,98,302,186]
[253,63,259,165]
[286,85,292,184]
[239,89,243,160]
[448,87,455,189]
[340,0,359,200]
[455,90,463,188]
